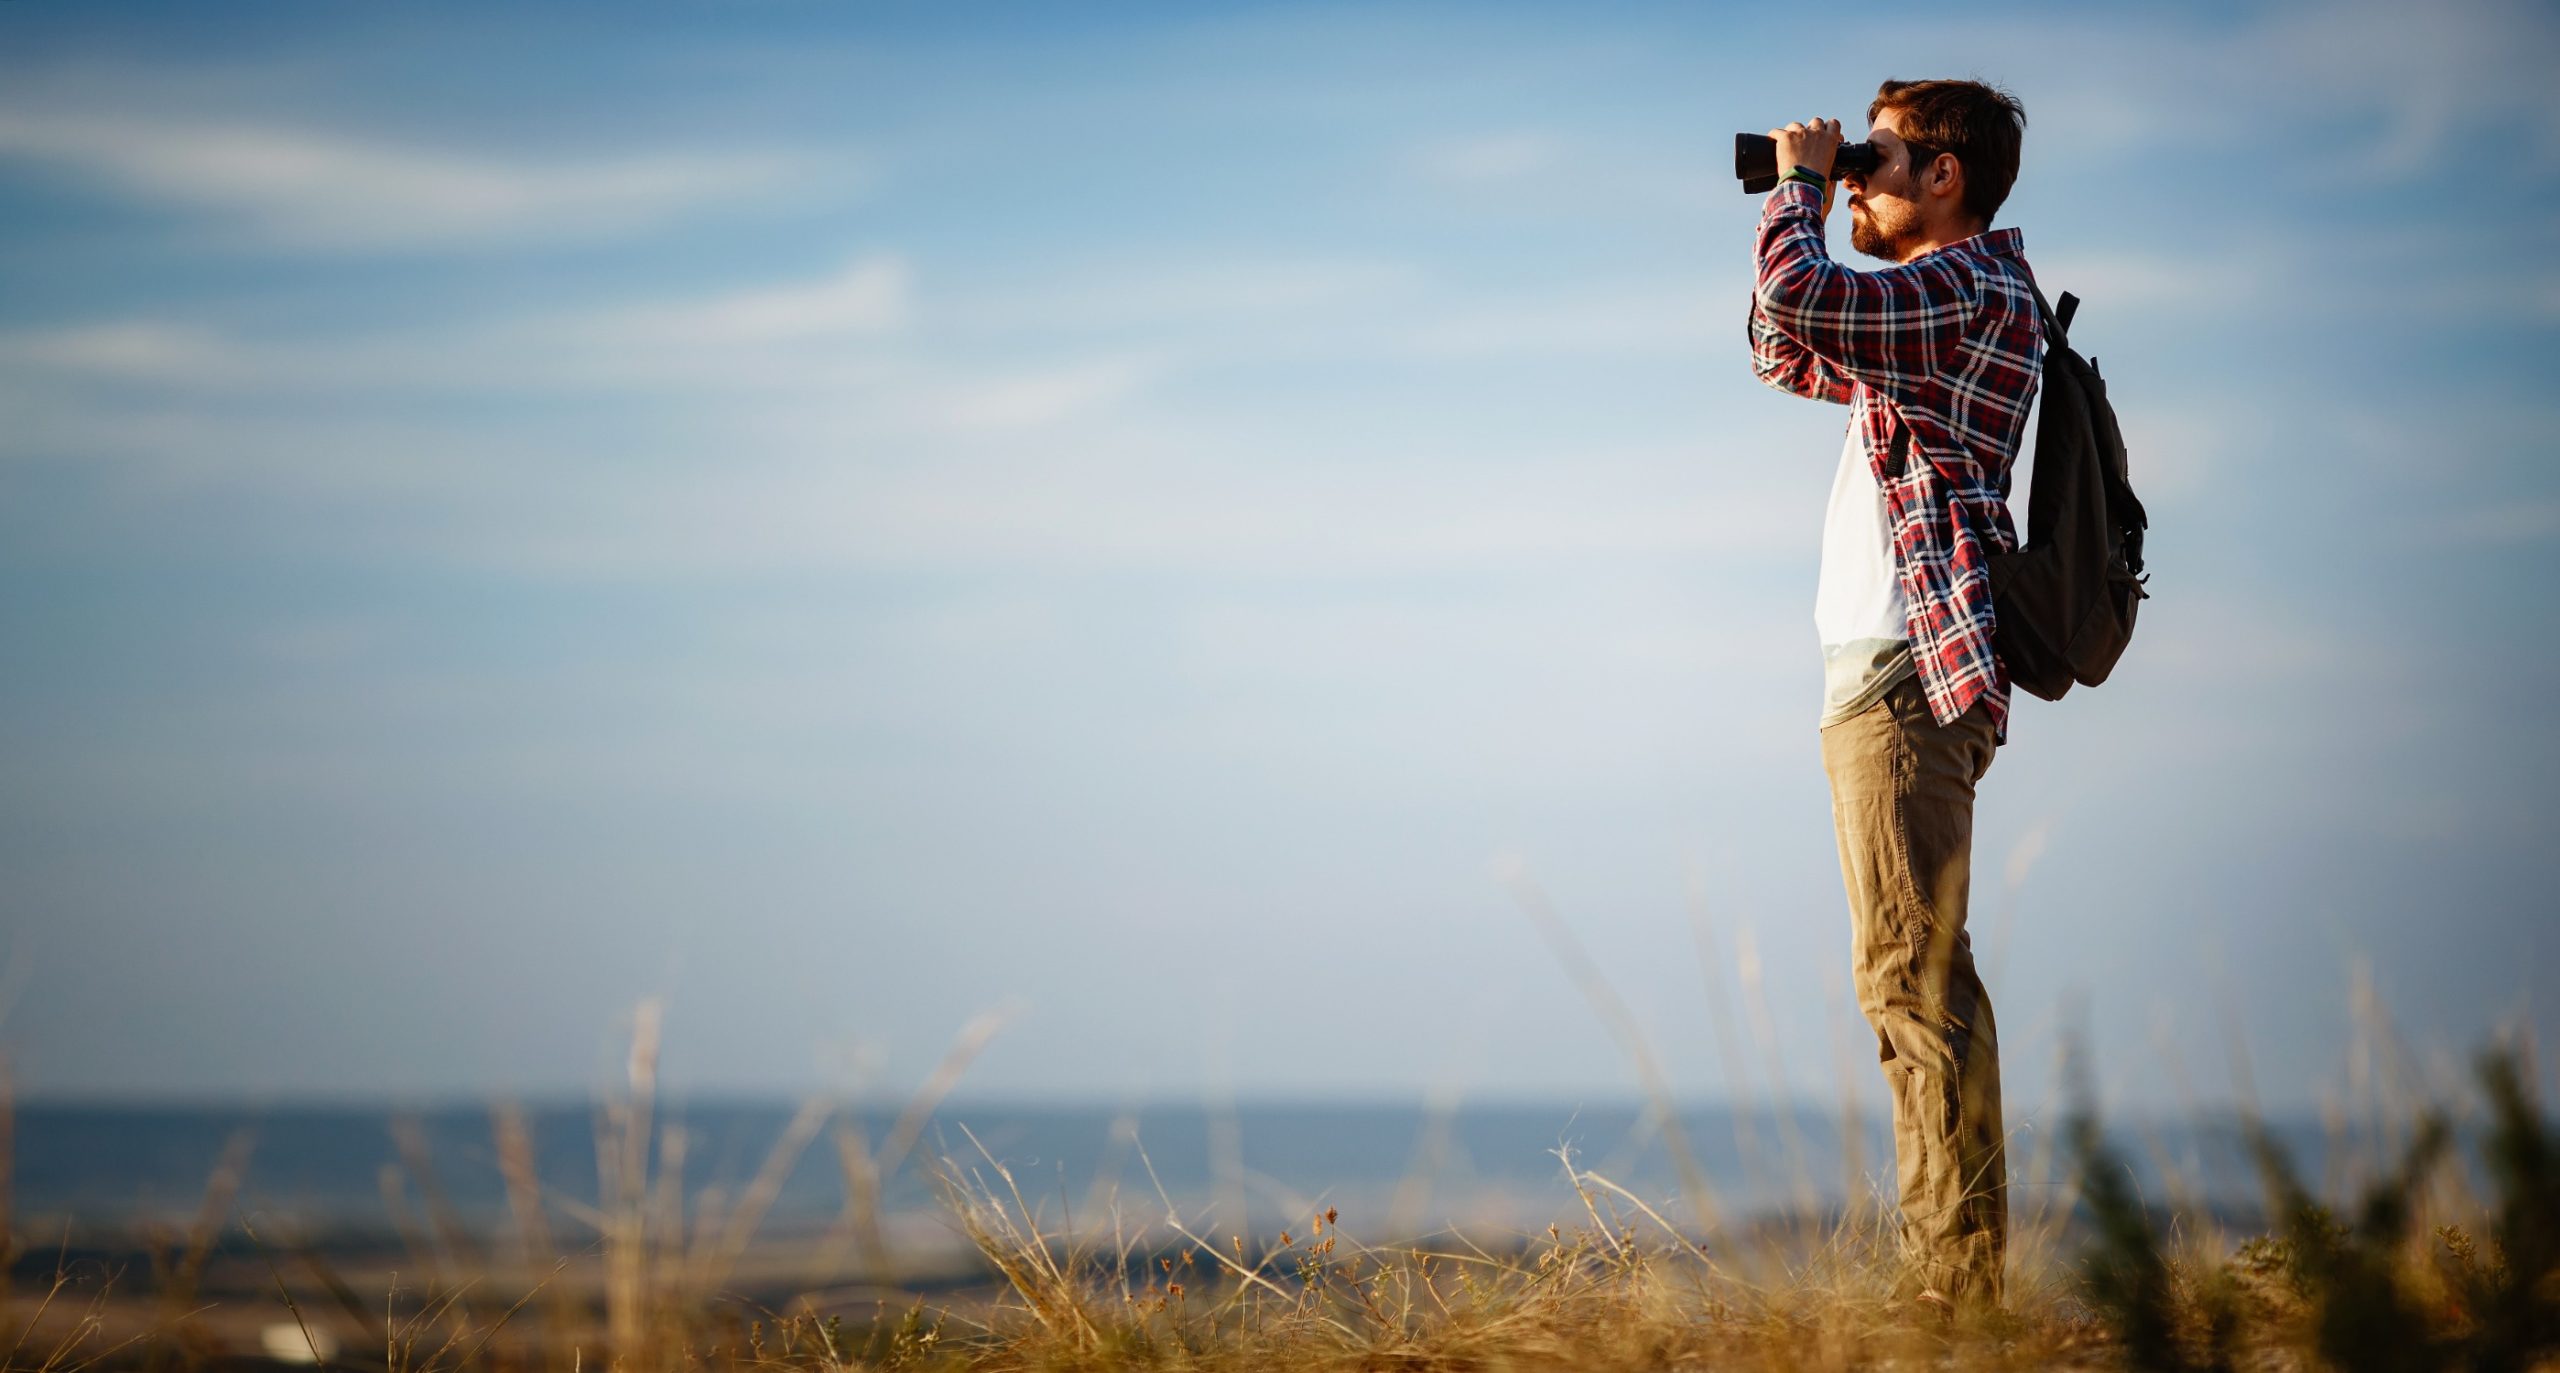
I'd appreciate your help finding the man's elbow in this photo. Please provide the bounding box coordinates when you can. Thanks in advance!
[1745,336,1790,383]
[1751,267,1800,318]
[1749,355,1836,403]
[1748,353,1796,395]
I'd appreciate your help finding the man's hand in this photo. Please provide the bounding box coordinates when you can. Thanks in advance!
[1769,117,1842,216]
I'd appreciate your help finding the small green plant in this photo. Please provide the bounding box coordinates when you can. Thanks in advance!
[2067,1043,2559,1373]
[2064,1043,2241,1372]
[2457,1047,2560,1370]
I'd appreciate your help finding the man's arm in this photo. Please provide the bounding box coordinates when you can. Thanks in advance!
[1752,179,1981,408]
[1747,290,1855,404]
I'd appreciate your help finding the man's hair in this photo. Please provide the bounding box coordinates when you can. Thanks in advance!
[1867,78,2026,227]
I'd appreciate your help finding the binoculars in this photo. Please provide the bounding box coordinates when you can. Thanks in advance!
[1734,132,1880,193]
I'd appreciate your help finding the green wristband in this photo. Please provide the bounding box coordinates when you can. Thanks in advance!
[1780,165,1828,188]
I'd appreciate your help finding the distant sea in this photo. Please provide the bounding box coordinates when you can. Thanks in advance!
[14,1097,2365,1239]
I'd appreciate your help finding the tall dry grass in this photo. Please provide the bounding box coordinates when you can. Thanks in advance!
[2,975,2554,1370]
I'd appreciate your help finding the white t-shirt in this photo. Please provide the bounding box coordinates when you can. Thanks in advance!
[1815,421,1914,725]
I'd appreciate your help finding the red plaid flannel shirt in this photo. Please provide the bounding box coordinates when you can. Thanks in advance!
[1747,178,2042,738]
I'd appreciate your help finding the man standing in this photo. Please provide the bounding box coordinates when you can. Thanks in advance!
[1746,80,2039,1313]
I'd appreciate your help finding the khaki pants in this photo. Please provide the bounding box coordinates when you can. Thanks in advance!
[1820,673,2006,1305]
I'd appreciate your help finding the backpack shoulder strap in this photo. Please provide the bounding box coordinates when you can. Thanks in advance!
[2026,276,2078,349]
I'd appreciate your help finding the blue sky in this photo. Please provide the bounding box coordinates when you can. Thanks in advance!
[2,0,2555,1117]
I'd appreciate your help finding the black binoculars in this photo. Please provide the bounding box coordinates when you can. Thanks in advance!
[1733,132,1880,193]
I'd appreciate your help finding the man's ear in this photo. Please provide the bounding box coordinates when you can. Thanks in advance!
[1927,152,1964,204]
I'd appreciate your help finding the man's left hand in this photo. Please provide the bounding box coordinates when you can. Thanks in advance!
[1769,118,1842,214]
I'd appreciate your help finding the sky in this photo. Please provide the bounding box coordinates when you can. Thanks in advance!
[1,0,2555,1118]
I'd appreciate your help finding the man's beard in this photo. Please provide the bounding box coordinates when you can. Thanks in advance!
[1849,199,1918,262]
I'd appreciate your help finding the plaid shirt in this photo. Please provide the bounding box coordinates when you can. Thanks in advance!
[1747,178,2042,738]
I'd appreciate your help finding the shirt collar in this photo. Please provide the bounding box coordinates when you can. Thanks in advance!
[1939,226,2026,260]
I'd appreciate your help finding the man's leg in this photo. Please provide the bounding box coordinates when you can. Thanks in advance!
[1820,674,2006,1306]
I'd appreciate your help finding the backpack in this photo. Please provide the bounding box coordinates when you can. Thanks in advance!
[1982,285,2149,701]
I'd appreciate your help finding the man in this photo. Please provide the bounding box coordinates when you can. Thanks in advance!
[1745,79,2039,1313]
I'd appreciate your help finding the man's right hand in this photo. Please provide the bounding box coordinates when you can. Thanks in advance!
[1769,118,1842,218]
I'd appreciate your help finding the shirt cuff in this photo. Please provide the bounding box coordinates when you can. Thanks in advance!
[1763,178,1825,217]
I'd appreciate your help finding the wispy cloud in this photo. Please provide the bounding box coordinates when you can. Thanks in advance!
[0,253,918,393]
[503,434,1795,580]
[0,320,240,383]
[556,255,912,346]
[2024,251,2249,314]
[1892,0,2560,176]
[2249,0,2560,176]
[921,355,1165,433]
[1396,283,1725,358]
[0,112,820,249]
[942,259,1423,336]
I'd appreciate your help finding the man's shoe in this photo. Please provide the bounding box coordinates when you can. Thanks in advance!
[1912,1287,1957,1328]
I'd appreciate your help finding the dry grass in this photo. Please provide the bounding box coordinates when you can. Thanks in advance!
[3,988,2555,1371]
[920,1134,2108,1372]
